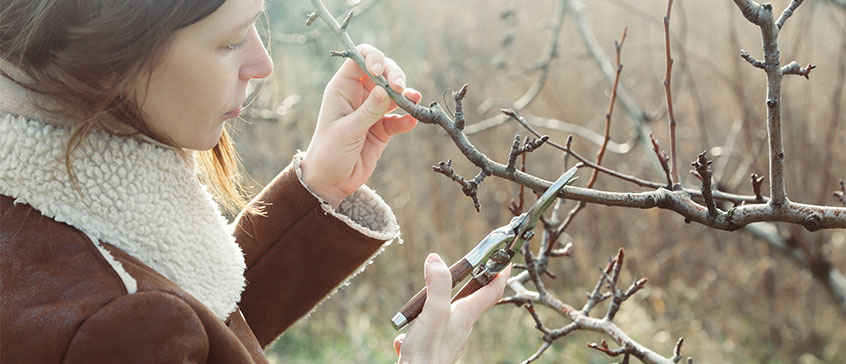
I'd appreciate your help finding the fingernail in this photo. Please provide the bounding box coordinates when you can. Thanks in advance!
[373,87,387,103]
[426,253,442,264]
[372,63,383,75]
[396,77,406,90]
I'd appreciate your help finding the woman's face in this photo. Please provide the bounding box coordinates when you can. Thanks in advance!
[134,0,273,150]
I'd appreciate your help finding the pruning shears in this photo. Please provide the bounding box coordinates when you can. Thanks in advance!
[391,166,579,330]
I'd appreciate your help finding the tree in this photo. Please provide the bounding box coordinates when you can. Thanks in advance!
[290,0,846,362]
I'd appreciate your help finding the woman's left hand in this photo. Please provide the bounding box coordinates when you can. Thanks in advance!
[301,44,422,208]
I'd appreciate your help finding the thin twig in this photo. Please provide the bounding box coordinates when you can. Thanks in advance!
[776,0,806,29]
[731,0,799,206]
[567,0,656,154]
[663,0,680,186]
[835,180,846,206]
[672,338,685,362]
[311,0,846,234]
[467,0,567,134]
[432,160,488,212]
[691,151,718,217]
[513,248,682,364]
[740,49,766,69]
[751,173,766,202]
[780,61,816,78]
[553,27,627,242]
[453,84,469,130]
[650,134,674,188]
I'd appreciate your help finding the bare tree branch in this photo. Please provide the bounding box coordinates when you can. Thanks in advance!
[826,0,846,9]
[835,180,846,206]
[520,114,635,154]
[751,173,766,202]
[691,151,718,217]
[506,133,549,174]
[740,49,766,69]
[279,0,383,45]
[745,222,846,311]
[663,0,681,186]
[731,0,812,206]
[567,0,656,157]
[780,61,816,78]
[466,0,567,135]
[731,0,767,25]
[432,160,488,212]
[508,111,773,205]
[506,247,689,364]
[650,134,673,188]
[776,0,806,30]
[308,9,846,362]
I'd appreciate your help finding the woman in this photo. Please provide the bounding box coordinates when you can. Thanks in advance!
[0,0,510,363]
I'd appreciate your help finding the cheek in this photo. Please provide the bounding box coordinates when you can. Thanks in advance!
[137,59,237,150]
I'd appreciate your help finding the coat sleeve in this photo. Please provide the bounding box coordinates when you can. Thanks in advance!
[231,152,401,347]
[63,292,209,364]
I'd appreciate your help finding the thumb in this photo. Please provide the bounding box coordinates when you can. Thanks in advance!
[393,333,405,355]
[347,86,390,130]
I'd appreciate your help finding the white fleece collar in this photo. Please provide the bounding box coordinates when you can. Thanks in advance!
[0,114,246,320]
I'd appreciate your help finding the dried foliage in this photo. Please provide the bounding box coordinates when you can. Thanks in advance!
[238,0,846,362]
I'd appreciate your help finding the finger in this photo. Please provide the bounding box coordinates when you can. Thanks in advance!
[369,114,417,143]
[393,333,406,356]
[380,87,422,115]
[439,326,471,364]
[451,264,512,328]
[415,253,452,333]
[383,114,418,137]
[357,43,386,78]
[402,87,423,104]
[438,266,511,362]
[383,58,407,93]
[343,86,391,131]
[397,254,451,363]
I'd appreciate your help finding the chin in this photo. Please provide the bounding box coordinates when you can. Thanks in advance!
[185,127,226,151]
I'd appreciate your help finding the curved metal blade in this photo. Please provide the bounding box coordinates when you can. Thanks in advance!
[514,166,580,240]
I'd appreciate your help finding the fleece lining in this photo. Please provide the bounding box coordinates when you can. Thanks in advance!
[0,114,403,321]
[0,114,246,320]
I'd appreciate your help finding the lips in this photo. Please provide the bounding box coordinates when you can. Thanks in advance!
[222,107,242,119]
[223,95,247,119]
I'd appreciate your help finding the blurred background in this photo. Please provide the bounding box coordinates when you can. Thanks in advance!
[230,0,845,362]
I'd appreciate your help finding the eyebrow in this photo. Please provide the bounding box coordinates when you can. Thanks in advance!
[227,0,267,32]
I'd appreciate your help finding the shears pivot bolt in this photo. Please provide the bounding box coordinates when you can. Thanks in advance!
[490,249,511,264]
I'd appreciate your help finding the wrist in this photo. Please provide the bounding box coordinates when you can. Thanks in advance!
[300,155,345,209]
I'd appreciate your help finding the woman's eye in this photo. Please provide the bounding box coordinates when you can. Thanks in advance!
[226,37,248,51]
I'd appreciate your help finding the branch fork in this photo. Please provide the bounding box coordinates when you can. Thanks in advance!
[432,160,489,212]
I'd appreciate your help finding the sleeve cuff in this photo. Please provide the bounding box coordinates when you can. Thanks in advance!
[291,151,401,243]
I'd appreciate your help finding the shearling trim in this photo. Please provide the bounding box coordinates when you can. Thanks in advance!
[291,151,402,320]
[292,151,401,242]
[85,232,138,294]
[0,115,246,320]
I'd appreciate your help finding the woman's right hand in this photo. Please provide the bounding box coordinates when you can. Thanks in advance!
[393,253,512,364]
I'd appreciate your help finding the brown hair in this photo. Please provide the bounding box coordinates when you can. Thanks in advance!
[0,0,258,215]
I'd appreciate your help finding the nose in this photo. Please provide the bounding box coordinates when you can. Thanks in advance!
[239,27,274,80]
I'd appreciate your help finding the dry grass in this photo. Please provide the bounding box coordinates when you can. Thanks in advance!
[233,0,845,362]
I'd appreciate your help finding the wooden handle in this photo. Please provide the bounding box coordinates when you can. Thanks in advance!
[451,276,485,302]
[392,258,473,330]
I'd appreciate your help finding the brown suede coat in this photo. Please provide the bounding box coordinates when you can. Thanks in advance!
[0,163,388,363]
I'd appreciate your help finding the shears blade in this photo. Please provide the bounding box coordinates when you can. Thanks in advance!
[513,166,579,243]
